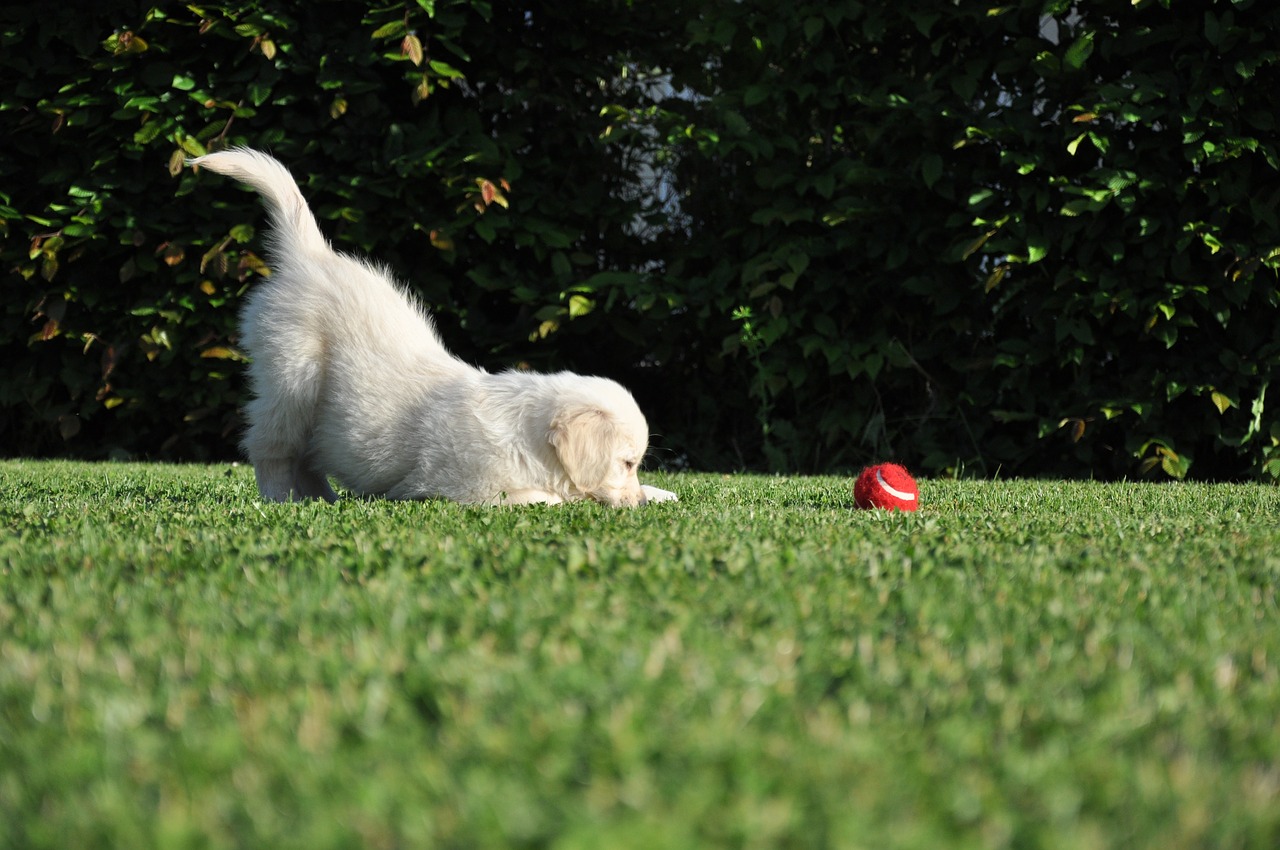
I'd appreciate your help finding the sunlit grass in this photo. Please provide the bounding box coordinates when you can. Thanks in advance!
[2,460,1278,849]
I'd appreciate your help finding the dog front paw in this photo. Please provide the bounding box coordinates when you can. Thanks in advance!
[641,484,679,503]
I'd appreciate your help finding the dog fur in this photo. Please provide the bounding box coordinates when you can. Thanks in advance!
[190,148,676,507]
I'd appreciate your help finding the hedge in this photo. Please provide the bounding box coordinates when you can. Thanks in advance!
[2,0,1278,479]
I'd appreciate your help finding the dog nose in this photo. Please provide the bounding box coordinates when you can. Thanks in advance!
[636,491,648,507]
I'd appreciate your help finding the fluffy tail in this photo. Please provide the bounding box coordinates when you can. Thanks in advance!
[189,147,327,254]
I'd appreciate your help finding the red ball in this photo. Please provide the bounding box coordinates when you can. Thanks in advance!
[853,463,920,512]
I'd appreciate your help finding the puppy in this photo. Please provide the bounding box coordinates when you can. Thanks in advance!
[190,148,676,507]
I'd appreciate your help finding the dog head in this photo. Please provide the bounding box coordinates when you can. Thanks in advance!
[548,381,649,507]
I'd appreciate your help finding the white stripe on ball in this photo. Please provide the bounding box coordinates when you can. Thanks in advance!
[875,468,917,501]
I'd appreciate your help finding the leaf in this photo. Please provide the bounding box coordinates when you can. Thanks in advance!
[921,153,943,189]
[200,347,246,361]
[1200,233,1224,254]
[1139,442,1191,479]
[1210,391,1234,415]
[107,31,149,56]
[238,252,270,278]
[813,314,837,337]
[371,21,407,39]
[568,294,595,318]
[968,188,995,206]
[200,241,228,275]
[1161,449,1191,479]
[551,252,572,280]
[962,229,998,260]
[134,120,166,146]
[1204,11,1222,47]
[1027,235,1049,264]
[31,319,60,343]
[178,136,207,157]
[1031,51,1061,77]
[1245,381,1269,444]
[32,235,61,260]
[1063,32,1095,71]
[403,34,424,66]
[159,243,185,266]
[429,60,465,79]
[58,414,81,440]
[429,230,454,251]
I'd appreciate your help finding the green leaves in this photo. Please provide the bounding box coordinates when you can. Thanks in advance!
[1139,440,1192,479]
[1,0,1278,479]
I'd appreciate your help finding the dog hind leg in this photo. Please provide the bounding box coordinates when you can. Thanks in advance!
[294,461,339,502]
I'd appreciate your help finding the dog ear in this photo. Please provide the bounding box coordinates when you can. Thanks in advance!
[548,405,619,492]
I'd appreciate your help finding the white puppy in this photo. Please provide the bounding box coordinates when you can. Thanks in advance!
[190,148,676,507]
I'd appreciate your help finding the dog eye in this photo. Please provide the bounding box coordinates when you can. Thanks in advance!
[623,460,637,471]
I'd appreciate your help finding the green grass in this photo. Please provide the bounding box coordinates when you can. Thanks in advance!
[2,460,1278,849]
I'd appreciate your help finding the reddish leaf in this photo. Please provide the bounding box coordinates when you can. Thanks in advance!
[159,243,186,266]
[402,34,424,66]
[101,345,119,380]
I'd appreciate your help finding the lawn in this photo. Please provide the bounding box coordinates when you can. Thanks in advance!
[1,460,1278,849]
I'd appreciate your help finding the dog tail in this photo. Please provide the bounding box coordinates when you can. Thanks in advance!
[189,147,327,254]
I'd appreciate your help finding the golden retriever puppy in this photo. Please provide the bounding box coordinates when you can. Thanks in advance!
[190,148,677,507]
